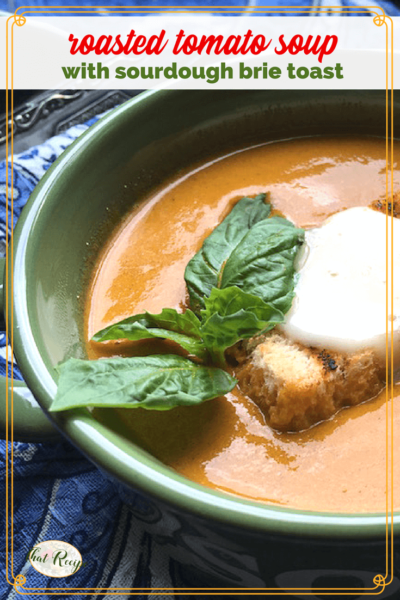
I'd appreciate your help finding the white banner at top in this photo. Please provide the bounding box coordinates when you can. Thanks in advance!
[3,16,399,89]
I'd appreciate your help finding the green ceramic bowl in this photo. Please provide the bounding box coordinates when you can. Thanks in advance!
[2,90,399,589]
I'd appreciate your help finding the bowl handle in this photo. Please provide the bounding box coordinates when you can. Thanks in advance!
[0,257,62,442]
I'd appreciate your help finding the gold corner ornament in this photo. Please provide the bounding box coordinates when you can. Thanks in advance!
[373,14,386,26]
[373,573,386,588]
[13,13,26,27]
[13,574,26,586]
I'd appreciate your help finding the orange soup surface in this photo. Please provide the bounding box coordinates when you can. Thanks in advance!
[86,137,400,513]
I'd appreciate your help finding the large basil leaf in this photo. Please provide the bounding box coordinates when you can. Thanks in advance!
[92,308,207,360]
[200,286,284,364]
[54,196,305,413]
[220,217,304,313]
[50,355,237,412]
[184,193,271,313]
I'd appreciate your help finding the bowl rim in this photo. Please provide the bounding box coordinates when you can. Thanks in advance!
[10,89,400,539]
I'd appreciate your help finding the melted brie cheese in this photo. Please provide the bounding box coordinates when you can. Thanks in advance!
[281,207,400,368]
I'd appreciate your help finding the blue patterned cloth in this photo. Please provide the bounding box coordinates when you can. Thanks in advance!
[1,0,400,16]
[1,1,400,598]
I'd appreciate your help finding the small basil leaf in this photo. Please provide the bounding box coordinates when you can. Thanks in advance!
[50,354,237,412]
[200,286,284,365]
[92,308,207,360]
[184,193,271,313]
[220,217,304,313]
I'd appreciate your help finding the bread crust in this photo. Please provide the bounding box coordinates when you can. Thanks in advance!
[372,191,400,218]
[233,333,385,432]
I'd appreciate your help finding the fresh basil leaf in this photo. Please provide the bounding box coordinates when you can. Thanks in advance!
[220,217,304,313]
[200,286,284,364]
[184,193,271,313]
[92,308,207,360]
[50,354,237,412]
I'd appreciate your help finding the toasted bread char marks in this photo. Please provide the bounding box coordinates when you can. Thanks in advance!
[234,333,384,432]
[372,191,400,218]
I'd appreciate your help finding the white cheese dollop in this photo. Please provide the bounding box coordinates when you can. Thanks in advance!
[281,207,400,368]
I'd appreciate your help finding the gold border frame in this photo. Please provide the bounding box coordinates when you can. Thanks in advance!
[4,4,395,595]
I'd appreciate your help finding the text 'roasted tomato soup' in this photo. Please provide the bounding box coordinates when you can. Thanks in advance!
[86,136,400,513]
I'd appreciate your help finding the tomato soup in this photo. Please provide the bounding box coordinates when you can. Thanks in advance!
[86,136,400,513]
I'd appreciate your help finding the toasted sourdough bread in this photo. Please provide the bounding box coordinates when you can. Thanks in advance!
[372,191,400,217]
[232,333,385,432]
